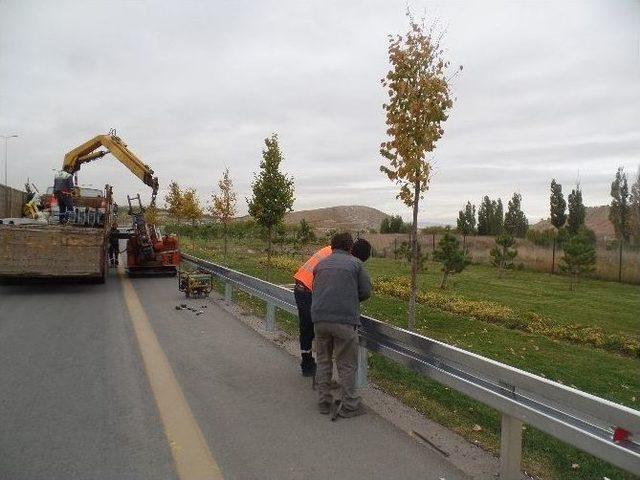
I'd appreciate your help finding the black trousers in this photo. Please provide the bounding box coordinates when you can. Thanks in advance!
[294,288,314,352]
[109,244,119,263]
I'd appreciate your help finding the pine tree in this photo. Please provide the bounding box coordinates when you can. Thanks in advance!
[477,196,492,235]
[630,166,640,245]
[296,218,315,245]
[609,167,631,282]
[492,199,504,235]
[210,167,237,258]
[247,133,295,271]
[561,231,596,291]
[549,179,567,274]
[567,186,586,235]
[380,217,391,233]
[379,13,461,330]
[456,201,476,241]
[490,233,517,278]
[504,193,528,237]
[433,231,469,288]
[164,181,184,225]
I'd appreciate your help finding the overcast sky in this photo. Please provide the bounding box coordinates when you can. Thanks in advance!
[1,0,638,224]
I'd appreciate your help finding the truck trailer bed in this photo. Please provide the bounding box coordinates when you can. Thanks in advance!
[0,224,107,282]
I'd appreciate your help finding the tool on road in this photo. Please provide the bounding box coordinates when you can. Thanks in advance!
[178,270,214,298]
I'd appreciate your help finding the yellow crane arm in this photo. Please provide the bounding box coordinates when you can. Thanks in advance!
[62,133,159,202]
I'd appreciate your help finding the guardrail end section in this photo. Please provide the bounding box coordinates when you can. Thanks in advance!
[500,414,523,480]
[224,282,233,303]
[266,302,276,332]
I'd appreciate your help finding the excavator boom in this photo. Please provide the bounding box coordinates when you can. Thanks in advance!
[62,133,159,203]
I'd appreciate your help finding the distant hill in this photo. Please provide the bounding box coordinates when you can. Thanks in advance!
[284,205,390,232]
[532,205,615,238]
[237,205,390,233]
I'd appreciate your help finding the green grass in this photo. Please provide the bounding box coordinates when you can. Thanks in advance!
[183,236,640,480]
[367,257,640,337]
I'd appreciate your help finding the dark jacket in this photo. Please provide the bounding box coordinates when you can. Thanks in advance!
[109,228,120,248]
[53,174,74,194]
[311,250,371,326]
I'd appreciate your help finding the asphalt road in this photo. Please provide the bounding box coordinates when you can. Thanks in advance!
[0,267,469,480]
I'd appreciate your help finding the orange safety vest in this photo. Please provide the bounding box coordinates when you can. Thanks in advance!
[293,246,332,291]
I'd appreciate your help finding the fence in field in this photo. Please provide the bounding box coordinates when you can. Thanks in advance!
[367,233,640,285]
[181,252,640,479]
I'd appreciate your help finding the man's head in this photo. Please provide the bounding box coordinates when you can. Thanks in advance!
[351,238,372,262]
[330,232,353,252]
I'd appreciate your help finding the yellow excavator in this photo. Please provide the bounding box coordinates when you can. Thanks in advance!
[62,129,159,203]
[61,130,179,276]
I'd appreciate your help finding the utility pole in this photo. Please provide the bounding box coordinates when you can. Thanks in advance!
[1,134,19,217]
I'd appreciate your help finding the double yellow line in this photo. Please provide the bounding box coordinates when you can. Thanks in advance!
[120,272,224,480]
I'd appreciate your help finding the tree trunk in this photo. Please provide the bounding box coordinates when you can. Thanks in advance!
[223,222,228,260]
[618,240,623,283]
[407,180,420,331]
[551,236,556,274]
[440,271,448,289]
[267,225,272,280]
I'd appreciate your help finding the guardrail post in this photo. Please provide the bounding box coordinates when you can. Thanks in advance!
[500,414,523,480]
[265,302,276,332]
[356,345,368,388]
[224,282,233,304]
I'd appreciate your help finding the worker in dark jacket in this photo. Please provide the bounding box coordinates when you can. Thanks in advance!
[293,238,372,377]
[108,222,120,267]
[53,170,74,223]
[312,232,371,418]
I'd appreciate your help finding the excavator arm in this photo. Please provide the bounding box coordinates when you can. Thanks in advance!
[62,132,159,203]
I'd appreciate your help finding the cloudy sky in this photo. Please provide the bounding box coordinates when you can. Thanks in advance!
[1,0,638,224]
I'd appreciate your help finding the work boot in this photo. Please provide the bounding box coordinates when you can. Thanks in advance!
[318,401,331,415]
[338,405,367,418]
[300,352,316,377]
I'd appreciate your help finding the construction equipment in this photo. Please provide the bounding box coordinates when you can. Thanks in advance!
[62,129,159,203]
[0,130,178,282]
[63,130,179,276]
[125,194,179,276]
[178,269,214,298]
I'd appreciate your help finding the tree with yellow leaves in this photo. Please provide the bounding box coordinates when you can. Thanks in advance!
[182,188,203,250]
[164,181,184,225]
[210,167,237,258]
[380,13,460,330]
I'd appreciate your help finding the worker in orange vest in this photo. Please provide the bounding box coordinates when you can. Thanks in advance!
[293,238,372,376]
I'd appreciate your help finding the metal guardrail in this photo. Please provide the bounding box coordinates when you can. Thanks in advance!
[181,253,640,478]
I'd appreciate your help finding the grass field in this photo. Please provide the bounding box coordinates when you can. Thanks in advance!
[183,236,640,480]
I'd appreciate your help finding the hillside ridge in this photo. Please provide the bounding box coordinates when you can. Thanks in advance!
[532,205,614,238]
